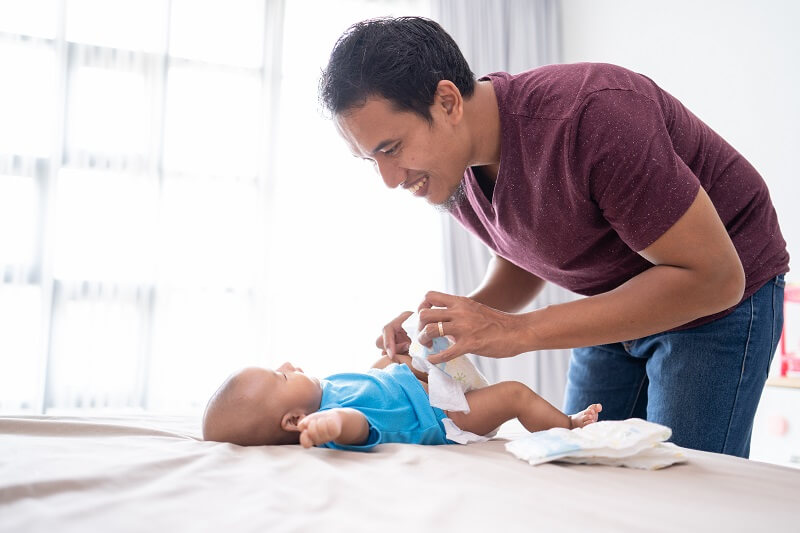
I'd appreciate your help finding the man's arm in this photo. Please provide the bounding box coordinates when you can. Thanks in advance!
[296,408,369,448]
[469,255,546,313]
[375,257,541,361]
[521,186,744,350]
[419,187,745,363]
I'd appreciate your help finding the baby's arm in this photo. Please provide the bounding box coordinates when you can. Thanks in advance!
[446,382,601,436]
[296,408,369,448]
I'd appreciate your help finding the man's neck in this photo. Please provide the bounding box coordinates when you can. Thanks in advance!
[464,79,502,180]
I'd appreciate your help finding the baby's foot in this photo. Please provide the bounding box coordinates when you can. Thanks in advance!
[569,403,603,429]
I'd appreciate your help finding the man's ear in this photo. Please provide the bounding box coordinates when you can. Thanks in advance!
[431,80,464,124]
[433,80,464,124]
[281,409,307,432]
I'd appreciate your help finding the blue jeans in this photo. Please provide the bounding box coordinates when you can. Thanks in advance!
[564,275,785,458]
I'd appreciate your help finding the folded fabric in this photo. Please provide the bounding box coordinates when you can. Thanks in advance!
[401,312,492,444]
[505,418,688,470]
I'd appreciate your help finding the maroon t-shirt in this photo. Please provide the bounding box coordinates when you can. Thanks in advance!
[450,63,789,330]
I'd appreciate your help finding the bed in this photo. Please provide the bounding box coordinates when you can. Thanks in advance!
[1,413,799,532]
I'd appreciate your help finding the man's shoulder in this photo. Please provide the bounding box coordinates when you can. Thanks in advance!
[485,63,650,121]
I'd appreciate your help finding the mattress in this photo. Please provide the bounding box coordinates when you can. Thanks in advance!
[1,413,799,532]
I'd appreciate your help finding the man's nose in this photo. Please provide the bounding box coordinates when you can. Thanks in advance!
[375,157,404,189]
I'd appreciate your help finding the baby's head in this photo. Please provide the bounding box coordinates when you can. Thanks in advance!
[202,362,322,446]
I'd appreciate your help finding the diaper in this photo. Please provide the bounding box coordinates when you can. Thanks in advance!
[401,312,492,444]
[505,418,688,470]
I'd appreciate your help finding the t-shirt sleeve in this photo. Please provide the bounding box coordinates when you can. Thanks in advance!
[571,89,701,252]
[315,406,383,452]
[318,424,382,451]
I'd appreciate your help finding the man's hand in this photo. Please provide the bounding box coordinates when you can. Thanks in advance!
[375,311,414,362]
[296,410,344,448]
[417,292,524,364]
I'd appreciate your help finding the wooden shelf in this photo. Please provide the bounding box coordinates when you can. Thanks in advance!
[766,376,800,389]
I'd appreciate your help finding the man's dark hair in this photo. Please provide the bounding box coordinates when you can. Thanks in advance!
[319,16,475,122]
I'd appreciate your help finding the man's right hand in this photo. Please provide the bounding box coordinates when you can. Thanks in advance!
[375,311,414,362]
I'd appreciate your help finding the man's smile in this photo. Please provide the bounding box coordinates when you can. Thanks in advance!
[405,175,429,196]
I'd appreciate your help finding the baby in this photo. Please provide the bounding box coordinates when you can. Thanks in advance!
[203,352,602,450]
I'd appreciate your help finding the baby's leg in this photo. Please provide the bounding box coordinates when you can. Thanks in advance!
[370,355,392,370]
[446,381,601,436]
[370,353,428,383]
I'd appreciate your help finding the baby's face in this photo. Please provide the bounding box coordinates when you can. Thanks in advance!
[266,362,323,413]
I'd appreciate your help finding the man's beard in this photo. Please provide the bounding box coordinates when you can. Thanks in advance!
[434,179,466,213]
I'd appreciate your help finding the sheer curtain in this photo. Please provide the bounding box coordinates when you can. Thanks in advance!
[430,0,578,407]
[0,0,440,414]
[267,0,442,381]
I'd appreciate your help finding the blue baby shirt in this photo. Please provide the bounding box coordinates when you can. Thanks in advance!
[317,363,450,451]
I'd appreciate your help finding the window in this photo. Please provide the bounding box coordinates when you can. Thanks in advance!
[0,0,442,414]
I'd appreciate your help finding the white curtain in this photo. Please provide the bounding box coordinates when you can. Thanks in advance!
[0,0,287,413]
[0,0,439,414]
[430,0,578,407]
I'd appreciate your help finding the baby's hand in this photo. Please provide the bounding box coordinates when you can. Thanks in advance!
[296,410,344,448]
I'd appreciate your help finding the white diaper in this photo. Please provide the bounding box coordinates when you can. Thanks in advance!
[505,418,688,470]
[401,312,492,444]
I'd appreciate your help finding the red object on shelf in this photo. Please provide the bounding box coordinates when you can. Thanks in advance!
[780,284,800,377]
[768,414,789,436]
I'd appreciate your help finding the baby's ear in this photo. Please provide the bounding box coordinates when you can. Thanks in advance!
[281,410,306,431]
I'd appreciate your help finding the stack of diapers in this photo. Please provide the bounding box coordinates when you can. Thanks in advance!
[401,312,493,444]
[505,418,688,470]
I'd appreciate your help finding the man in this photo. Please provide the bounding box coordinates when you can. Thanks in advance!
[319,16,788,457]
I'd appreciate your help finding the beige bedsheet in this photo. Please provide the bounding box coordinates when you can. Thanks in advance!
[1,413,799,532]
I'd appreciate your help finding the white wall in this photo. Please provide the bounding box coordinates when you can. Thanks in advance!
[559,0,800,279]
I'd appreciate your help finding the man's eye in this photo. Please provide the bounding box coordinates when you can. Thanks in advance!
[384,144,399,156]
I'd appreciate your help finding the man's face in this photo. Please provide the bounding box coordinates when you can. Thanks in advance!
[334,96,468,207]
